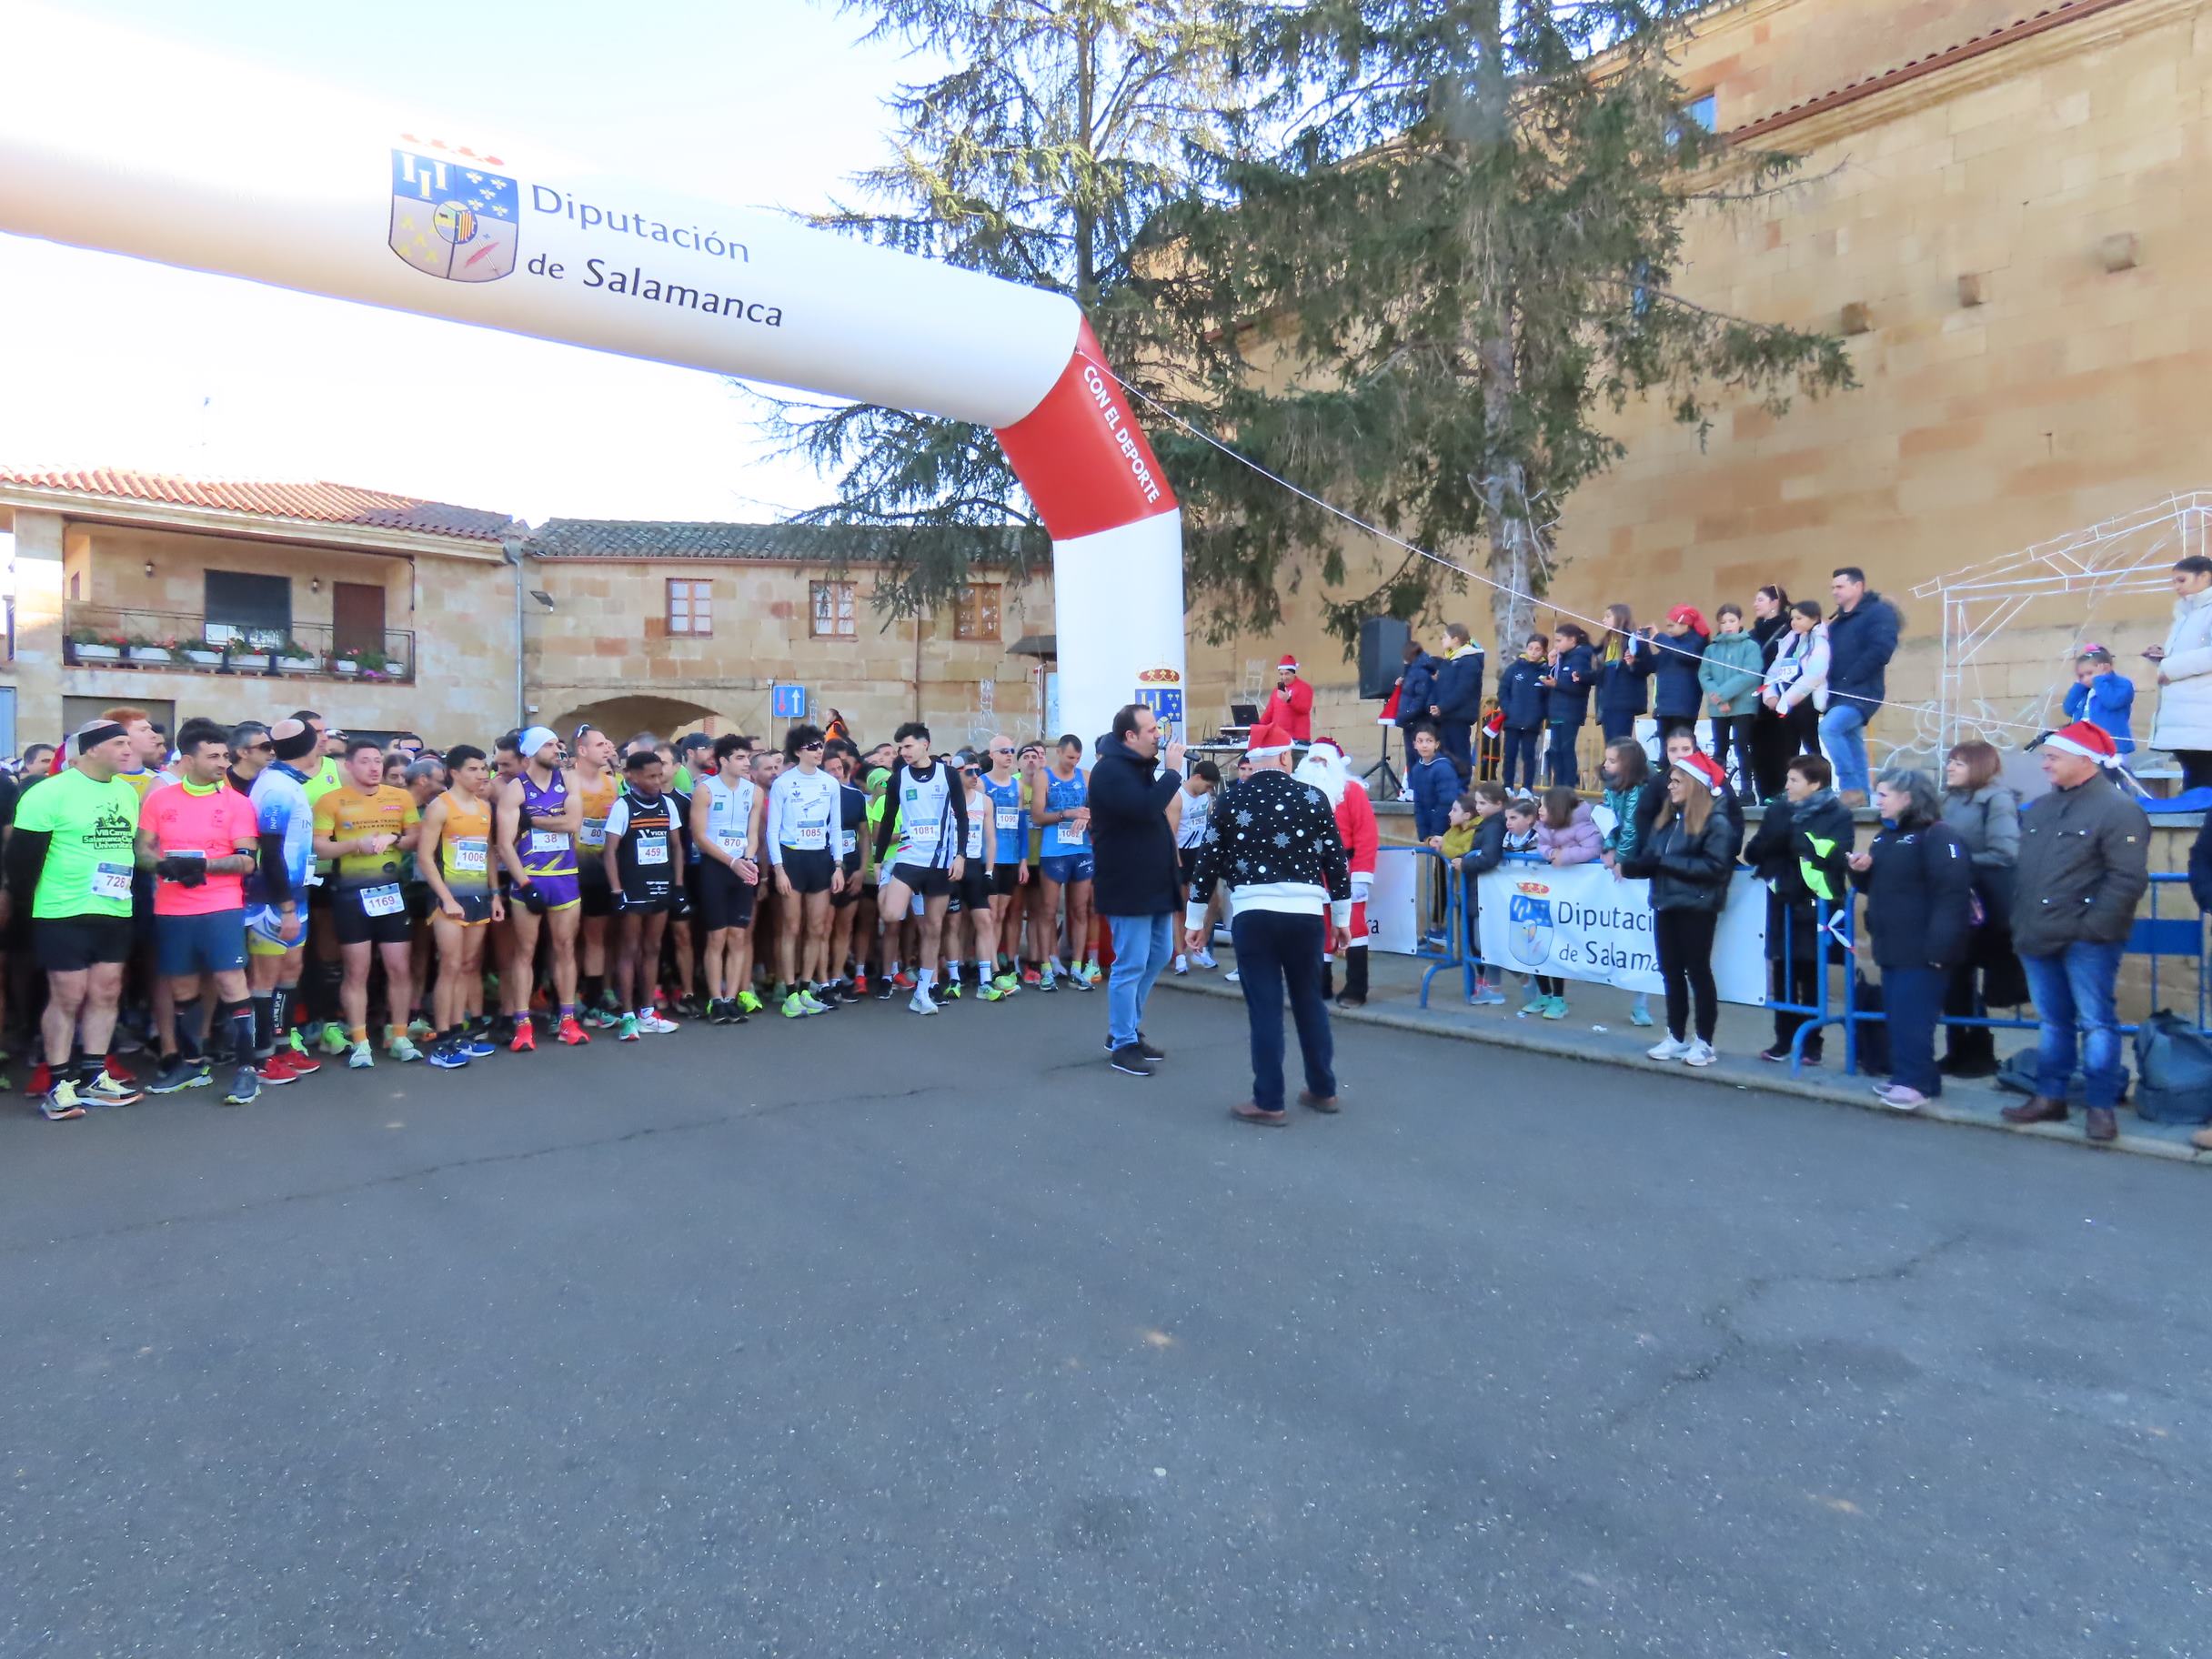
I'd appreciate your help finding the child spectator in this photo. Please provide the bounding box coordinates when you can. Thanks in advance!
[1599,738,1656,1029]
[1744,753,1852,1066]
[1440,792,1478,863]
[1698,602,1765,800]
[1409,723,1465,945]
[1762,599,1828,768]
[1535,785,1602,867]
[1496,634,1550,790]
[1541,624,1596,789]
[1624,750,1741,1067]
[1591,604,1653,745]
[2062,646,2136,754]
[1431,623,1486,770]
[1650,605,1710,742]
[1457,782,1510,1005]
[1502,797,1568,1019]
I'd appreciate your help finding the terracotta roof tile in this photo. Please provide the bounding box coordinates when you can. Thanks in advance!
[525,518,1037,564]
[0,466,516,543]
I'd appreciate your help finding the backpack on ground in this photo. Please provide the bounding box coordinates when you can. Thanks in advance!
[2130,1010,2212,1124]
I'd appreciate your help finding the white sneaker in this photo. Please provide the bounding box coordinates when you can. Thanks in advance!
[1191,949,1218,970]
[640,1011,680,1034]
[1173,954,1188,975]
[1645,1035,1690,1061]
[909,989,940,1016]
[1223,969,1241,984]
[1682,1041,1718,1068]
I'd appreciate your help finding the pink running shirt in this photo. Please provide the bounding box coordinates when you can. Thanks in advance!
[141,779,258,915]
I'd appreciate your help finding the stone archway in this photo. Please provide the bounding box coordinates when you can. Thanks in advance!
[549,693,724,748]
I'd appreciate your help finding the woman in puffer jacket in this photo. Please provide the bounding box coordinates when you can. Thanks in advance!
[1623,752,1743,1069]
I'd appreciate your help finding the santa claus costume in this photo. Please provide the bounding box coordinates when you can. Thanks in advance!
[1294,738,1379,1004]
[1267,653,1315,744]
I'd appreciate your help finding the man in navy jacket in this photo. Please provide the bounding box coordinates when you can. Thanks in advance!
[1821,567,1901,806]
[1090,702,1188,1077]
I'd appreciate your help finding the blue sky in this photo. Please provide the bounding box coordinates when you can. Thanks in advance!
[0,0,928,524]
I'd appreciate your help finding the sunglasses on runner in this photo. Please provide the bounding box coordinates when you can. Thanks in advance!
[801,739,824,751]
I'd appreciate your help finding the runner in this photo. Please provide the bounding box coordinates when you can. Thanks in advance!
[689,733,764,1024]
[7,721,148,1118]
[664,758,702,1018]
[980,736,1028,994]
[1171,760,1222,972]
[242,719,323,1085]
[873,722,970,1015]
[292,709,348,1051]
[1017,742,1052,987]
[824,741,870,1002]
[1034,733,1097,990]
[136,718,260,1101]
[602,749,684,1041]
[312,736,424,1069]
[419,745,506,1069]
[570,726,622,1026]
[946,752,1006,1001]
[749,747,786,1000]
[226,721,272,799]
[102,704,173,1071]
[399,756,447,1041]
[767,723,843,1018]
[497,726,589,1049]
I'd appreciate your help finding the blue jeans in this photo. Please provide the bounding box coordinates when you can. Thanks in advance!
[2020,942,2127,1108]
[1231,909,1336,1111]
[1882,965,1944,1095]
[1106,912,1175,1050]
[1501,728,1540,789]
[1545,723,1581,789]
[1819,702,1870,795]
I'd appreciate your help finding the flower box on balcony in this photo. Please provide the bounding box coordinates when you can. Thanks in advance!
[127,647,173,665]
[276,652,321,673]
[226,651,272,672]
[332,659,359,676]
[72,643,122,662]
[181,649,224,668]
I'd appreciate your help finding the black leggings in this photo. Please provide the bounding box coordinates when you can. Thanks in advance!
[1654,908,1720,1043]
[2179,751,2212,793]
[1709,715,1755,799]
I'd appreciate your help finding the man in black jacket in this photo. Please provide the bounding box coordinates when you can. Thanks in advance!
[1091,703,1187,1078]
[1184,721,1352,1126]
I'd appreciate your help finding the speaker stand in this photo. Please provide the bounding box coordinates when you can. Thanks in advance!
[1362,725,1403,799]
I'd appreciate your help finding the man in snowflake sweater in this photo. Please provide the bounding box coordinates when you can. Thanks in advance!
[1184,721,1353,1126]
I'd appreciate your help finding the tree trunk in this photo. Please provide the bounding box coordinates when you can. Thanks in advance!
[1468,0,1533,654]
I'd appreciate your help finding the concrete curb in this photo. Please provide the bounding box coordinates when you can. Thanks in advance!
[1159,974,2212,1167]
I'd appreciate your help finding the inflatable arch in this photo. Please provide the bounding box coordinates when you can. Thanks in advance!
[0,5,1185,747]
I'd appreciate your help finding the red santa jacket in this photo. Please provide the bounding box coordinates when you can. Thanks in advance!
[1336,778,1378,890]
[1268,676,1315,742]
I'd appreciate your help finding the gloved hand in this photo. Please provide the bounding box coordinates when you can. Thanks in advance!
[514,881,548,915]
[155,856,207,887]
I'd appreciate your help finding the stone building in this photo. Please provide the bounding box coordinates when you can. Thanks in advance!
[1210,0,2212,760]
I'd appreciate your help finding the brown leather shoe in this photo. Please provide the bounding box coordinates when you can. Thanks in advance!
[1299,1090,1341,1114]
[2086,1107,2118,1143]
[2000,1095,2068,1125]
[1232,1101,1289,1128]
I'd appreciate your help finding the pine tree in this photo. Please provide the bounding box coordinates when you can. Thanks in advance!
[1148,0,1856,650]
[755,0,1245,617]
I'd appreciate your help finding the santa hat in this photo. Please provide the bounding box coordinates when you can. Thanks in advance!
[1672,751,1728,797]
[2038,719,2123,769]
[1667,605,1711,637]
[1244,720,1295,759]
[1276,653,1300,673]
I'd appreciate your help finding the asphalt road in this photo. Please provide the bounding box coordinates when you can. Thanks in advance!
[2,986,2206,1657]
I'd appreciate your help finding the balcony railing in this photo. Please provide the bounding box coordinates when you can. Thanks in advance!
[61,606,416,683]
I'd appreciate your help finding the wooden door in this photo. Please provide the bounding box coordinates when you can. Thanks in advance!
[332,581,387,657]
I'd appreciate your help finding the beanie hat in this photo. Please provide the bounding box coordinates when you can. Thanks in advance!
[269,719,319,763]
[1672,751,1728,797]
[1244,721,1295,759]
[2039,719,2122,769]
[518,725,558,758]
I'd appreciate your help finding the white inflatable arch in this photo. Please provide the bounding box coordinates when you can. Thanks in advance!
[0,5,1185,746]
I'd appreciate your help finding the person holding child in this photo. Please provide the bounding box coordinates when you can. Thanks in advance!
[1699,603,1765,802]
[1624,750,1741,1068]
[2062,646,2136,755]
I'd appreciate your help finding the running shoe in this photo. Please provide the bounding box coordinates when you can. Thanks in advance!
[387,1036,424,1064]
[618,1013,641,1041]
[1468,981,1507,1007]
[991,972,1021,996]
[146,1055,202,1094]
[1080,960,1101,987]
[467,1035,498,1059]
[1645,1036,1691,1061]
[1682,1041,1718,1068]
[511,1021,538,1053]
[640,1011,679,1035]
[105,1055,136,1084]
[909,987,940,1016]
[25,1061,51,1098]
[286,1031,323,1073]
[1021,967,1041,988]
[1065,969,1093,992]
[1540,997,1569,1021]
[256,1053,299,1086]
[1172,954,1188,976]
[1191,950,1219,970]
[838,982,866,1006]
[875,977,899,1002]
[892,970,916,991]
[41,1079,85,1121]
[798,990,830,1016]
[850,973,870,998]
[585,1005,622,1030]
[347,1041,375,1070]
[84,1070,144,1107]
[737,990,764,1015]
[781,992,809,1020]
[940,979,963,1002]
[1036,970,1059,993]
[223,1066,260,1106]
[1628,1000,1655,1029]
[320,1023,351,1057]
[556,1015,590,1047]
[978,981,1007,1002]
[1223,969,1241,985]
[427,1042,471,1070]
[407,1017,437,1041]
